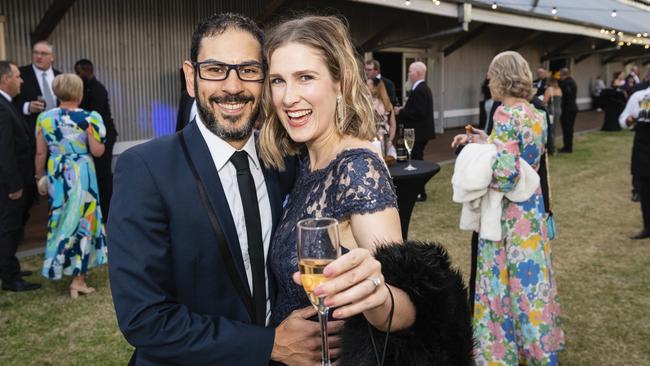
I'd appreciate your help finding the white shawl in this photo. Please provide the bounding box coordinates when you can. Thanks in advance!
[451,143,540,241]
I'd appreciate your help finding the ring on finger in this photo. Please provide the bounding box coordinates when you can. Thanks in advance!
[366,276,381,290]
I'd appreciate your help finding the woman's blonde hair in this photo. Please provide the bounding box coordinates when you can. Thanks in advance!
[369,78,393,113]
[52,73,83,102]
[487,51,535,100]
[259,15,376,170]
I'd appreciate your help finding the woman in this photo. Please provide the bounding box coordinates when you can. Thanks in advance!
[260,15,472,365]
[34,73,107,298]
[543,76,562,155]
[366,77,396,153]
[464,51,564,365]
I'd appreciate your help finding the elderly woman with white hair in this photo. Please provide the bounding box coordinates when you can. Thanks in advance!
[461,51,565,365]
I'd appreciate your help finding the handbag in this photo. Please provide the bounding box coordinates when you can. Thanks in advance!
[37,176,48,196]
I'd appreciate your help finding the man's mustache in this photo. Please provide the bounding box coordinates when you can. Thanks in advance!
[208,94,254,104]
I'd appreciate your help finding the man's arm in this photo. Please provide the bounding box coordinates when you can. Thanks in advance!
[619,92,640,129]
[0,112,22,193]
[108,149,275,365]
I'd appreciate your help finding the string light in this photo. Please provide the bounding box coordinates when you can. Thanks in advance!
[433,0,441,5]
[492,2,498,10]
[551,7,557,15]
[405,0,410,5]
[611,9,617,17]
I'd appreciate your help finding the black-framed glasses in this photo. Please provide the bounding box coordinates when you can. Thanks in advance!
[193,61,266,82]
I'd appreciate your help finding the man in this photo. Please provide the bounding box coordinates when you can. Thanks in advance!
[619,85,650,239]
[108,13,333,365]
[12,41,61,230]
[75,59,118,222]
[365,59,397,105]
[0,61,41,292]
[395,61,435,201]
[533,67,547,97]
[559,68,578,153]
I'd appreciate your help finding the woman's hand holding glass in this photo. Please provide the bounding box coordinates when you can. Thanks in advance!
[293,247,390,326]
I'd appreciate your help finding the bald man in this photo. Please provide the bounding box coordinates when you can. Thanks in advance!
[395,61,435,201]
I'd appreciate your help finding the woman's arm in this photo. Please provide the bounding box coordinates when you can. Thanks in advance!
[543,88,551,105]
[34,130,48,178]
[87,127,105,157]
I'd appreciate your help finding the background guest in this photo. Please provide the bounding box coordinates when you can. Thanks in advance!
[12,41,61,237]
[395,61,435,201]
[544,76,562,154]
[364,59,397,106]
[34,73,107,298]
[0,61,41,292]
[470,51,564,365]
[559,67,578,153]
[75,59,118,222]
[533,67,547,98]
[367,77,397,150]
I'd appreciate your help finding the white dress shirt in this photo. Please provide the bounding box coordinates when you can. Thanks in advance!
[22,65,56,115]
[195,115,273,325]
[412,79,424,91]
[619,87,650,129]
[0,89,12,103]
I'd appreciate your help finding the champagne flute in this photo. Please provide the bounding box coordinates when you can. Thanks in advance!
[403,128,416,171]
[297,217,340,366]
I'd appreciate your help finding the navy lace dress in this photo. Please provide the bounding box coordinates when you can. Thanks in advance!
[269,148,398,325]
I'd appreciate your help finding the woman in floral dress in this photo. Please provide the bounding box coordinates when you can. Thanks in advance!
[34,73,107,298]
[472,52,564,365]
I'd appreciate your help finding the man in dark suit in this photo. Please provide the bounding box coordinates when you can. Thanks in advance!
[533,67,547,98]
[12,40,61,230]
[108,13,324,365]
[395,61,435,201]
[365,59,398,105]
[559,68,578,153]
[0,61,41,292]
[75,59,118,222]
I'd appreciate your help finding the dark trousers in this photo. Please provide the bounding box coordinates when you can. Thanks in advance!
[468,231,479,316]
[560,110,577,152]
[412,139,428,195]
[97,173,113,223]
[0,187,25,283]
[640,176,650,230]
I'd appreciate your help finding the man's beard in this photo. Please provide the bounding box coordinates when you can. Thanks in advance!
[196,92,259,141]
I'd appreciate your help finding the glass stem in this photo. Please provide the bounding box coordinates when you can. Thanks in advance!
[317,299,331,366]
[408,150,412,165]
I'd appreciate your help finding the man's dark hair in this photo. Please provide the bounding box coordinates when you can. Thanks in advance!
[74,59,94,73]
[190,13,264,62]
[0,60,16,80]
[365,59,381,71]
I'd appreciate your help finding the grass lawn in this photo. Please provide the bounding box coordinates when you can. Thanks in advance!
[1,130,649,365]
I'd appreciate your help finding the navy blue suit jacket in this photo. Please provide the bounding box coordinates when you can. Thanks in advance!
[108,121,292,365]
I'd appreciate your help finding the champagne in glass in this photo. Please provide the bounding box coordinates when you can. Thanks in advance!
[297,218,340,366]
[403,128,417,171]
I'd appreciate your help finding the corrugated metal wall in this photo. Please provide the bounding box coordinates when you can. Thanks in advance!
[0,0,265,142]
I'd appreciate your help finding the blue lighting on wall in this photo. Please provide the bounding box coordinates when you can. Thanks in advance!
[139,102,176,137]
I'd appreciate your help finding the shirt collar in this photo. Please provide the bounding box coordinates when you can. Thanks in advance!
[195,112,260,172]
[412,79,424,91]
[0,89,12,102]
[32,64,53,77]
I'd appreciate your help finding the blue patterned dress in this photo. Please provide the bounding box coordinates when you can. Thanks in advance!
[36,108,108,280]
[269,148,397,325]
[473,102,564,365]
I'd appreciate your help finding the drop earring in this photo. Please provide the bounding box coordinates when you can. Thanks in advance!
[336,94,345,132]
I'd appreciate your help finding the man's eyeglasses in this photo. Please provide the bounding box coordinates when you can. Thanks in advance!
[32,51,52,57]
[193,61,266,82]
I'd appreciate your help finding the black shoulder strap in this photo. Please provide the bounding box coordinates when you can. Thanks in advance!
[178,130,255,321]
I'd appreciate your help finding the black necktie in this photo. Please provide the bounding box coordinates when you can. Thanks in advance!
[230,150,266,325]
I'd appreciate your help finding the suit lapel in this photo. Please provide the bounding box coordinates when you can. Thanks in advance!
[0,97,28,136]
[182,121,251,295]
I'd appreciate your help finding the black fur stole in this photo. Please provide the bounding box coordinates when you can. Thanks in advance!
[339,241,474,366]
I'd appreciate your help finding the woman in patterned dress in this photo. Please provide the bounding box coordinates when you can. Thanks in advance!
[34,73,107,298]
[469,51,565,365]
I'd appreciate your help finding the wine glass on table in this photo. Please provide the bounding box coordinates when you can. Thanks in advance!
[297,217,341,366]
[403,128,416,171]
